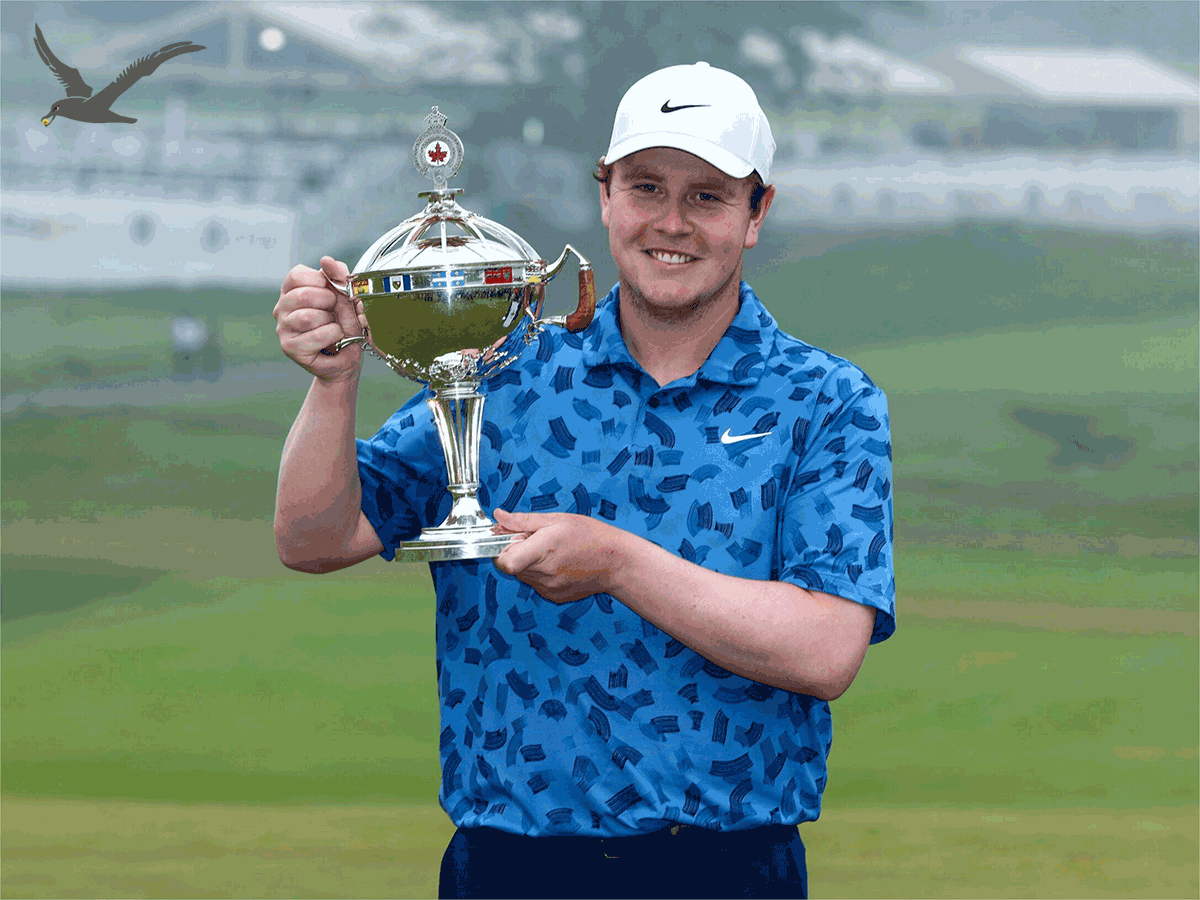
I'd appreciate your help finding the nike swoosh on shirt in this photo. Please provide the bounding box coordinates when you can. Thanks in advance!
[661,101,710,113]
[720,428,772,445]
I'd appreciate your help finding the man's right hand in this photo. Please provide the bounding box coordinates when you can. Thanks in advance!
[273,256,367,382]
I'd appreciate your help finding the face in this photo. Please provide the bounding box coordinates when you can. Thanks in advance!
[599,147,773,317]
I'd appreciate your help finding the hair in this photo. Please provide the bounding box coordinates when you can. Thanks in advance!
[594,157,770,217]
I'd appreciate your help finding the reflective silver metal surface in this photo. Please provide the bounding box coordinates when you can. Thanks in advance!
[324,107,596,561]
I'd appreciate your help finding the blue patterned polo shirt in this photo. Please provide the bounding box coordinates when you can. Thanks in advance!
[357,281,895,837]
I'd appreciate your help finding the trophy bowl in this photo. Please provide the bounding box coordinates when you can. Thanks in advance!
[324,107,595,561]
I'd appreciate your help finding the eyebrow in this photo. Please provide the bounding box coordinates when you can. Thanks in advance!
[618,165,737,193]
[618,164,663,181]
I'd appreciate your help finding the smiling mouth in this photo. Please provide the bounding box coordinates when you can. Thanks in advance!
[646,249,697,265]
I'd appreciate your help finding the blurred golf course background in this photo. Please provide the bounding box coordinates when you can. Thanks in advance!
[4,221,1197,898]
[3,2,1199,898]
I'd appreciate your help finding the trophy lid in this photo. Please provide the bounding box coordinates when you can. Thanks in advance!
[334,106,593,387]
[351,107,543,286]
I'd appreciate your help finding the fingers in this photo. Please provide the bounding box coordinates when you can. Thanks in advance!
[277,314,344,357]
[313,257,364,344]
[494,530,547,577]
[274,284,340,319]
[279,262,326,296]
[274,257,362,377]
[493,509,554,576]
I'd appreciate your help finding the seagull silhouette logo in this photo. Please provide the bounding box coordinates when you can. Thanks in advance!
[35,24,205,127]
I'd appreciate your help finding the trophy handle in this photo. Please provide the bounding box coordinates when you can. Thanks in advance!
[320,269,372,356]
[567,267,596,332]
[323,269,352,297]
[531,244,596,333]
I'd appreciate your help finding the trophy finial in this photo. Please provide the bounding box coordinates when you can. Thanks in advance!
[413,105,464,192]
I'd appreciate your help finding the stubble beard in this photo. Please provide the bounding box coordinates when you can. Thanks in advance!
[619,259,744,329]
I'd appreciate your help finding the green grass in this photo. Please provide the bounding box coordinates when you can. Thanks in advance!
[2,799,1195,899]
[0,286,281,394]
[1,376,419,523]
[0,797,457,900]
[5,324,1196,538]
[1,404,284,522]
[887,385,1198,550]
[846,314,1198,397]
[756,222,1198,351]
[2,521,1196,895]
[2,561,441,803]
[3,519,1195,808]
[3,223,1196,392]
[830,615,1196,810]
[2,224,1196,896]
[806,805,1198,899]
[896,545,1197,614]
[1,555,172,621]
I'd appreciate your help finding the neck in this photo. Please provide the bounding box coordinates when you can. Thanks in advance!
[617,271,743,387]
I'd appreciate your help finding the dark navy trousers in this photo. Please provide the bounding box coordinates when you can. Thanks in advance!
[439,823,808,899]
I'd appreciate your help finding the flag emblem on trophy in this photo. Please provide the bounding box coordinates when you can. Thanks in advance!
[430,268,466,288]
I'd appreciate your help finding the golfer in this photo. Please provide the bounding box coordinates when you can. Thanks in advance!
[274,62,895,899]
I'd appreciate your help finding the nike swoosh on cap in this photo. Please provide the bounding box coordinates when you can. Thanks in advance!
[720,428,772,445]
[660,100,710,113]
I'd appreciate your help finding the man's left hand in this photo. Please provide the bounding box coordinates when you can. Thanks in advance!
[492,509,622,603]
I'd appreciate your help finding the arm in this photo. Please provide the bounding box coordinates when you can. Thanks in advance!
[492,510,876,701]
[275,374,384,573]
[273,257,384,573]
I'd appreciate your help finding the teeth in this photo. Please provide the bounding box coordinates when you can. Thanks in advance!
[647,250,695,265]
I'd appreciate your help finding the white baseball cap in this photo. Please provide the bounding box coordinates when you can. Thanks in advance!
[604,61,776,183]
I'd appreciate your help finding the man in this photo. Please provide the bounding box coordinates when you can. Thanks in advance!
[274,62,895,899]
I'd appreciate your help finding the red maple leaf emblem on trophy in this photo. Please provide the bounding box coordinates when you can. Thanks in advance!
[428,142,448,164]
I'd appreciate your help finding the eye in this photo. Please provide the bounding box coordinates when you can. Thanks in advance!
[634,183,660,194]
[696,192,720,203]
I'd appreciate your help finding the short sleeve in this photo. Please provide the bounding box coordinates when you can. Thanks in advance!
[778,375,896,643]
[356,389,451,561]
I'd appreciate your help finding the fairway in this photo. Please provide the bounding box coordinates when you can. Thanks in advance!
[1,798,1195,899]
[3,223,1196,897]
[3,513,1196,896]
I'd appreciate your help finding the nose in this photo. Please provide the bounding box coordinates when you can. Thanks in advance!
[653,195,691,235]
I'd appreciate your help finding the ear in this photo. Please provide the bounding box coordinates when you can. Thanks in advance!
[743,185,775,250]
[598,160,612,230]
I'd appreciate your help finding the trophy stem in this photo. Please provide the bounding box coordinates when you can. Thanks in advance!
[400,380,519,561]
[431,382,484,510]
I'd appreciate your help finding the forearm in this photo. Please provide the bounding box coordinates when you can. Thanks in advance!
[274,373,368,571]
[605,532,872,700]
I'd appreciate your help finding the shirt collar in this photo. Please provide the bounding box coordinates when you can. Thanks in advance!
[579,281,778,388]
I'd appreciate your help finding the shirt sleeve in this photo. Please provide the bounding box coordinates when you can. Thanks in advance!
[356,388,451,561]
[778,370,896,644]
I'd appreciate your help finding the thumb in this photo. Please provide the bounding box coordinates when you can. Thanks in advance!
[320,255,350,285]
[493,508,548,533]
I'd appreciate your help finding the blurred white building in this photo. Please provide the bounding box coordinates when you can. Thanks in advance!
[3,1,1196,283]
[773,32,1199,228]
[1,187,297,286]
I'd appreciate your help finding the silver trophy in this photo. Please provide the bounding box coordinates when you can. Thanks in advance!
[324,107,596,561]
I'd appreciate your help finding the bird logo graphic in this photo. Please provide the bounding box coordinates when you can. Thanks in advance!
[35,24,205,127]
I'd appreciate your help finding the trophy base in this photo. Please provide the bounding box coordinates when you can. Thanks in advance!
[400,525,521,562]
